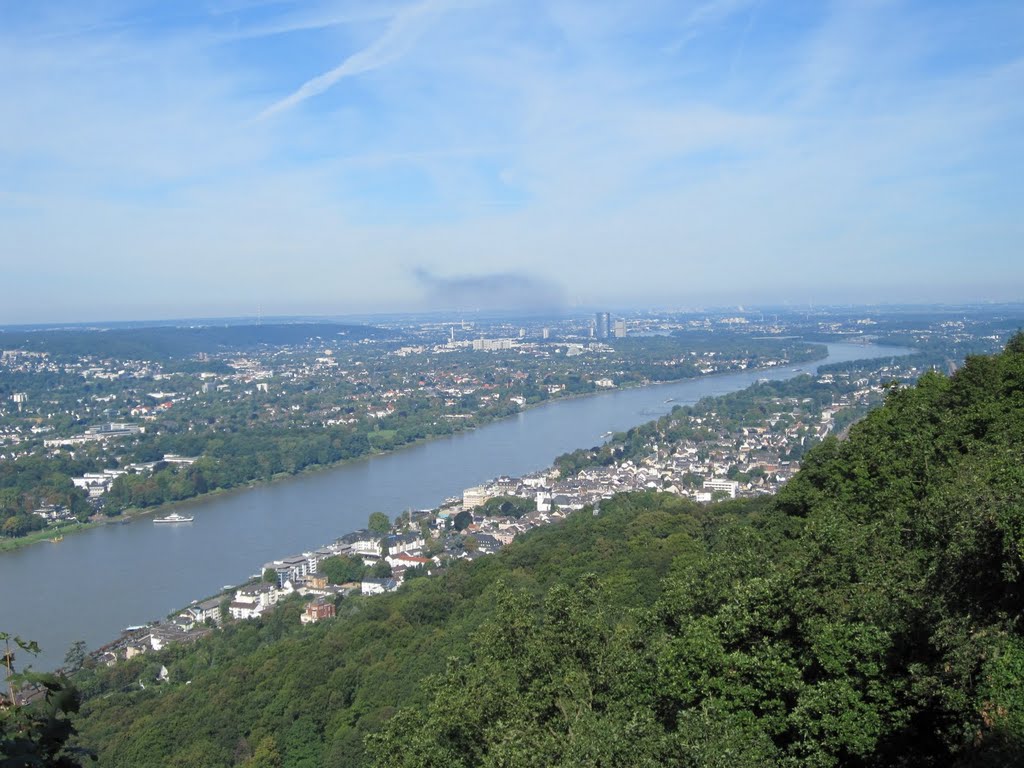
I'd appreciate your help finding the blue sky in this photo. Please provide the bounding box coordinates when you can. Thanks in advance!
[1,0,1022,322]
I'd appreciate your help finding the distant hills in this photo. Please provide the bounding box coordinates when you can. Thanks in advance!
[0,323,393,360]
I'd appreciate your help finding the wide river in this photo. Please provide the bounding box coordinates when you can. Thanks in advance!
[1,342,909,671]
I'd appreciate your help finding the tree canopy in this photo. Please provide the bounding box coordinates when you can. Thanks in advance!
[367,512,391,536]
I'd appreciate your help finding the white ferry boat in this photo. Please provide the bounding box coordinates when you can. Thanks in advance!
[154,512,194,524]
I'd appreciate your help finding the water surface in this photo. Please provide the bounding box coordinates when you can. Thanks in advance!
[0,342,910,670]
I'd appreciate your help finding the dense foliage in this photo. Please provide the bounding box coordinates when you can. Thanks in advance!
[476,495,536,518]
[1,634,92,767]
[373,336,1024,767]
[73,491,715,767]
[72,337,1024,766]
[0,456,90,537]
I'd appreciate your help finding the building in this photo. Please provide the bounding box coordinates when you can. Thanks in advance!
[613,319,626,338]
[182,596,224,627]
[301,599,336,625]
[386,552,432,569]
[594,312,610,339]
[347,534,384,559]
[462,486,492,509]
[386,531,426,554]
[361,578,399,596]
[702,478,739,499]
[471,338,515,351]
[229,582,292,620]
[262,555,311,587]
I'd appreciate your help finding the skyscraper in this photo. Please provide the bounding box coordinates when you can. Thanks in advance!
[595,312,610,339]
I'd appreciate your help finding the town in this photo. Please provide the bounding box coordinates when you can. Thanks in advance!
[1,311,835,543]
[86,346,932,667]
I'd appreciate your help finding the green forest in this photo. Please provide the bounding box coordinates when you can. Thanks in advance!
[8,336,1024,766]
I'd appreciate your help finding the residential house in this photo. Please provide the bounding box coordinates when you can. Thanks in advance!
[301,599,336,625]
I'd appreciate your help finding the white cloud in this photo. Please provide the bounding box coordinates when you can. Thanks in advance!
[0,0,1022,321]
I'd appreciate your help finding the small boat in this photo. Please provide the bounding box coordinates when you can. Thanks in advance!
[154,512,194,524]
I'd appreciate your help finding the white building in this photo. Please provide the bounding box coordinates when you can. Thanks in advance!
[471,338,515,351]
[361,578,399,596]
[702,478,739,498]
[229,582,293,620]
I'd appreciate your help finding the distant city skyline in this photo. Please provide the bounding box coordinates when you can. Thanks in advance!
[2,1,1022,323]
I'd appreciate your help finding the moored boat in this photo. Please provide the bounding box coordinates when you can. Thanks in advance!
[154,512,194,524]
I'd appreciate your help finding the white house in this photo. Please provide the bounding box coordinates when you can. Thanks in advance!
[229,582,293,620]
[361,578,399,596]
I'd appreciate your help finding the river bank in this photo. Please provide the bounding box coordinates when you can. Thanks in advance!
[0,346,832,554]
[0,521,90,552]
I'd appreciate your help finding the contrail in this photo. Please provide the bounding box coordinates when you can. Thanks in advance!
[258,0,470,120]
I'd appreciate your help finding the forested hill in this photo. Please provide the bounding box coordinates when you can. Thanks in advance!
[0,322,391,360]
[72,337,1024,767]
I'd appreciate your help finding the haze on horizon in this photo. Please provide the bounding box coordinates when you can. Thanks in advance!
[1,0,1022,325]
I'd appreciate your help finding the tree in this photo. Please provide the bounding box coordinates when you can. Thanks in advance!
[479,496,535,519]
[62,641,87,674]
[320,555,365,585]
[1,633,94,767]
[262,568,278,584]
[368,512,391,536]
[453,510,472,531]
[246,735,281,768]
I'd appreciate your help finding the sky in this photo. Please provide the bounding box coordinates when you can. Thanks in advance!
[1,0,1022,323]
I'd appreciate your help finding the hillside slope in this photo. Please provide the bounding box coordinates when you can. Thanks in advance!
[369,335,1024,767]
[74,492,731,767]
[73,337,1024,767]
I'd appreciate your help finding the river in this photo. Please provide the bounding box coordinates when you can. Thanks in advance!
[0,342,909,671]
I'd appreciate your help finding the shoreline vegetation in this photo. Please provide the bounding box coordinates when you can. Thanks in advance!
[0,344,836,554]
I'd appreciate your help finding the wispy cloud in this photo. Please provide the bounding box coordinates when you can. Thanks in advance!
[212,5,393,43]
[1,0,1022,322]
[666,0,759,51]
[258,0,472,120]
